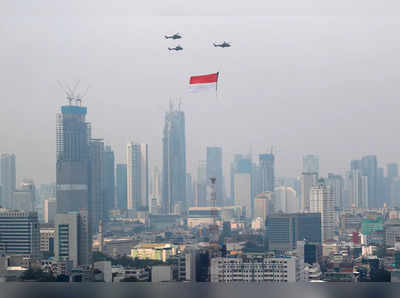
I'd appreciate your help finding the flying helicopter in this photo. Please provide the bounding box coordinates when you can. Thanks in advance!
[165,33,183,40]
[168,45,183,51]
[213,41,231,48]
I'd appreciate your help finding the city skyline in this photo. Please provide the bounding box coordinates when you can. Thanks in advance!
[3,16,400,185]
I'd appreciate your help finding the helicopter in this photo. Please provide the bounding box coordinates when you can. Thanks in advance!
[165,33,183,40]
[168,45,183,51]
[213,41,231,48]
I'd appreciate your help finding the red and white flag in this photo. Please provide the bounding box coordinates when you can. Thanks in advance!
[189,72,219,93]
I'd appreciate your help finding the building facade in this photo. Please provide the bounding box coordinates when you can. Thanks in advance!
[127,142,149,212]
[0,153,16,209]
[206,147,224,207]
[103,145,115,218]
[116,164,127,210]
[162,105,186,214]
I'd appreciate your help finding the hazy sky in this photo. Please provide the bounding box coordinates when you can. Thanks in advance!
[2,2,400,186]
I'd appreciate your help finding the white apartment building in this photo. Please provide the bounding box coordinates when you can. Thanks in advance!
[210,255,304,283]
[310,181,336,242]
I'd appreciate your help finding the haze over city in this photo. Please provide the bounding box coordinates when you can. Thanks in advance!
[2,6,400,185]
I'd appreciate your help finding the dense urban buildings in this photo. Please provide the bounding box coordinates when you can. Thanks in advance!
[162,104,186,215]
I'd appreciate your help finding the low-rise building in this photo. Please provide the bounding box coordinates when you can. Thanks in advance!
[210,255,304,282]
[130,243,177,262]
[151,265,173,282]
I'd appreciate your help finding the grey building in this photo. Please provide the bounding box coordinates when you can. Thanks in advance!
[266,213,321,251]
[206,147,223,206]
[300,172,318,212]
[89,139,104,233]
[127,143,149,212]
[303,155,319,174]
[56,104,90,214]
[162,104,186,215]
[55,211,90,267]
[195,161,207,207]
[116,164,127,210]
[387,163,399,180]
[361,155,378,208]
[259,153,275,193]
[0,209,40,259]
[327,173,344,210]
[0,153,16,209]
[12,179,35,213]
[103,145,115,218]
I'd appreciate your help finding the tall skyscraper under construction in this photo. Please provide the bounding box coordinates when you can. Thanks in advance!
[162,104,186,215]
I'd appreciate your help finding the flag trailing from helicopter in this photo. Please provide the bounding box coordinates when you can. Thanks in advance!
[189,72,219,93]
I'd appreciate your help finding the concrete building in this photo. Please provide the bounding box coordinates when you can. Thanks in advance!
[150,166,162,213]
[0,209,40,259]
[210,255,304,282]
[127,142,149,212]
[88,139,104,233]
[0,153,16,209]
[310,181,336,242]
[151,265,173,282]
[303,155,319,174]
[350,169,368,209]
[116,164,127,210]
[103,145,115,218]
[253,192,274,222]
[385,224,400,247]
[93,261,112,282]
[55,211,90,266]
[40,228,55,254]
[360,156,378,208]
[259,153,275,192]
[206,147,223,206]
[274,186,298,213]
[162,104,186,215]
[327,174,344,210]
[266,213,321,251]
[300,172,318,212]
[12,179,35,213]
[43,198,56,224]
[234,173,252,218]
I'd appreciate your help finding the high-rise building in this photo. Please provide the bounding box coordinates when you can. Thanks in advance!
[234,173,252,217]
[186,174,195,208]
[253,192,274,222]
[103,145,115,218]
[350,169,368,209]
[12,179,35,213]
[0,209,40,259]
[361,155,378,208]
[387,163,399,180]
[195,161,207,207]
[55,211,90,266]
[300,172,318,212]
[265,213,321,251]
[259,153,275,192]
[0,153,16,209]
[206,147,223,206]
[127,142,149,212]
[274,186,298,213]
[43,198,57,224]
[162,105,186,214]
[310,181,336,242]
[88,139,104,232]
[303,155,319,174]
[116,164,127,210]
[56,104,90,214]
[327,174,344,210]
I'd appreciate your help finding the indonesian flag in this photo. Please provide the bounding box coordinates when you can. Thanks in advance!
[189,72,219,93]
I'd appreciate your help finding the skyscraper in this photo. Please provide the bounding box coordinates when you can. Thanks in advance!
[361,155,378,208]
[56,101,92,265]
[127,142,149,212]
[162,105,186,214]
[232,155,252,217]
[327,173,344,210]
[303,155,319,175]
[300,172,318,212]
[206,147,223,206]
[88,139,104,232]
[310,181,336,242]
[0,153,16,209]
[116,164,127,210]
[56,104,90,214]
[103,145,115,218]
[195,161,207,207]
[259,153,275,192]
[350,169,368,208]
[387,163,399,180]
[150,166,161,213]
[274,186,298,213]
